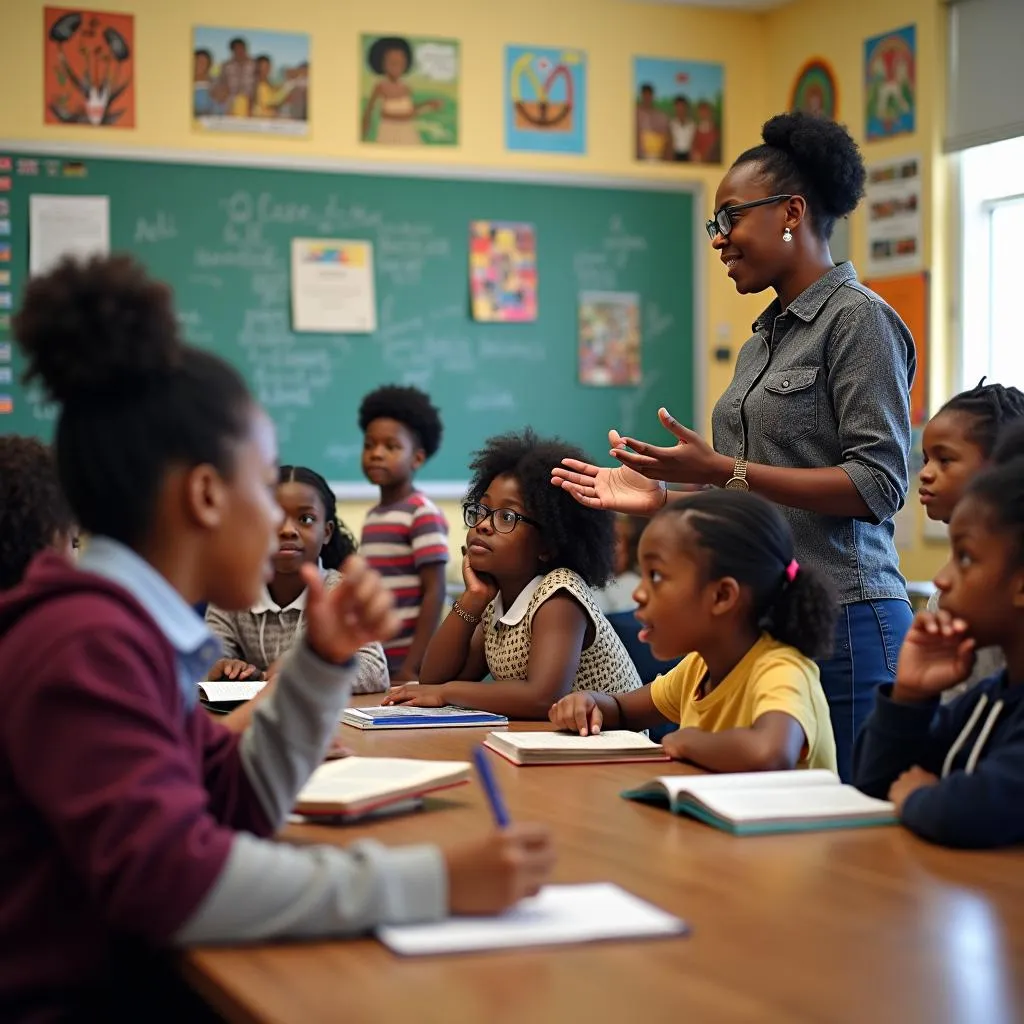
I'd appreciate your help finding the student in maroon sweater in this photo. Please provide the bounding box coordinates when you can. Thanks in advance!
[0,255,555,1023]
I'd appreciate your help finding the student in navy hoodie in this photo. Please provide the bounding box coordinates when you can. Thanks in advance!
[853,423,1024,849]
[0,255,554,1022]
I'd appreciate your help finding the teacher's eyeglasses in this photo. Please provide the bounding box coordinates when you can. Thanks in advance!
[705,195,794,240]
[464,502,541,534]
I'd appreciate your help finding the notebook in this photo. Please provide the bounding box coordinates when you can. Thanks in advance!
[197,679,266,712]
[294,756,471,819]
[377,883,688,956]
[483,730,670,766]
[342,705,509,730]
[623,769,897,836]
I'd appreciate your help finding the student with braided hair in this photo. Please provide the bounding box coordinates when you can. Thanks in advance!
[918,379,1024,699]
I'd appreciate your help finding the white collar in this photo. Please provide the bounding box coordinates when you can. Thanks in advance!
[251,564,326,614]
[492,576,544,626]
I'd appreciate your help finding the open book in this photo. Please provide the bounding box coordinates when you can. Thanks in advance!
[623,770,897,835]
[197,679,266,712]
[342,705,509,730]
[294,756,471,819]
[483,730,669,766]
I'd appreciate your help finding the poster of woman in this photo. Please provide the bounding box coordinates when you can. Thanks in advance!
[360,34,459,146]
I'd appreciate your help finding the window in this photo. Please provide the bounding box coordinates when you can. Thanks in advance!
[960,136,1024,390]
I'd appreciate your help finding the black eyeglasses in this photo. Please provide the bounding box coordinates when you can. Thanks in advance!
[463,502,541,534]
[705,195,794,240]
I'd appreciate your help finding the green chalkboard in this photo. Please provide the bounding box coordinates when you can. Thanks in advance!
[0,150,698,491]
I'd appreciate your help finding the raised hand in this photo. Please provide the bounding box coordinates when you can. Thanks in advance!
[893,610,976,703]
[444,825,556,915]
[302,556,399,667]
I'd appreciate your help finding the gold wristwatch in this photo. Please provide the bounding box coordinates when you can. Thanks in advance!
[724,457,750,491]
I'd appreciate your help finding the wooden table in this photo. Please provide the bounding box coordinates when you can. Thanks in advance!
[183,696,1024,1023]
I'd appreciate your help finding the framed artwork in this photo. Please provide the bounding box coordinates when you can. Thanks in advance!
[633,57,723,164]
[864,24,915,141]
[790,58,838,120]
[505,45,586,154]
[360,34,459,146]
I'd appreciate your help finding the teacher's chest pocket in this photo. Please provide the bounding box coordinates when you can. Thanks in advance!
[759,366,819,445]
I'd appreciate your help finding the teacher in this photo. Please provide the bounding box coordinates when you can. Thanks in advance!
[552,113,916,782]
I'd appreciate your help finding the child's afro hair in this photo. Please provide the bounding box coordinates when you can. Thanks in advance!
[358,384,443,459]
[466,429,616,588]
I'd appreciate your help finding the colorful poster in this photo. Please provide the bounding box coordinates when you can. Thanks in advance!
[790,59,838,120]
[44,8,135,127]
[469,221,537,323]
[360,35,459,147]
[579,292,641,387]
[505,45,586,155]
[193,27,310,136]
[864,24,915,141]
[865,155,922,276]
[290,239,376,333]
[633,58,723,164]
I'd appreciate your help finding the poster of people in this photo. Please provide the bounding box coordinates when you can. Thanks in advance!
[44,7,135,127]
[469,221,537,323]
[505,45,587,155]
[360,34,459,146]
[633,57,723,164]
[578,292,641,387]
[865,155,922,276]
[193,26,309,135]
[864,24,915,141]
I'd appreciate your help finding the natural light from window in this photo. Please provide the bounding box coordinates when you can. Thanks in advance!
[960,136,1024,392]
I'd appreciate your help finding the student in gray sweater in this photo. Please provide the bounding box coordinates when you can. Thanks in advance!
[206,466,389,693]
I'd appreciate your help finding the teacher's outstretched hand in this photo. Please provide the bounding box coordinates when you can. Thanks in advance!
[550,407,727,514]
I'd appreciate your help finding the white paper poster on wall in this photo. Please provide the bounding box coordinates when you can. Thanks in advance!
[29,194,110,276]
[865,155,923,277]
[290,238,376,333]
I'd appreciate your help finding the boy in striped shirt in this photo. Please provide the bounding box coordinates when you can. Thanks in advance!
[359,385,449,681]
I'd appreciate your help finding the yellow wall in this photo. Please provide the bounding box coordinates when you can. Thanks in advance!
[760,0,949,584]
[1,0,951,583]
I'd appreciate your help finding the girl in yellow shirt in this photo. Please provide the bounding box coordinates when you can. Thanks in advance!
[550,489,840,773]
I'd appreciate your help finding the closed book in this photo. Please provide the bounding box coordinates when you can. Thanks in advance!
[483,729,669,766]
[342,705,509,730]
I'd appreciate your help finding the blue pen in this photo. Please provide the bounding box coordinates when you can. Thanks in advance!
[472,745,510,828]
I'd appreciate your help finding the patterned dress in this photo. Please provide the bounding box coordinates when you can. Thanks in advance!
[482,568,642,696]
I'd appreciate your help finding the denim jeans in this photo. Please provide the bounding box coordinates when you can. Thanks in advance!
[817,598,913,783]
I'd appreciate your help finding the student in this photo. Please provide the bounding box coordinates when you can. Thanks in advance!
[918,379,1024,700]
[0,256,554,1020]
[358,384,449,681]
[0,435,77,589]
[386,430,642,718]
[853,425,1024,848]
[595,513,643,614]
[205,464,389,692]
[550,490,839,773]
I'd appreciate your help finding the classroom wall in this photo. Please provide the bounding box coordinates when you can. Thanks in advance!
[760,0,949,584]
[1,0,950,583]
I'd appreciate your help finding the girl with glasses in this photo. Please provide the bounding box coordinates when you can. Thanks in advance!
[385,429,642,717]
[552,112,917,782]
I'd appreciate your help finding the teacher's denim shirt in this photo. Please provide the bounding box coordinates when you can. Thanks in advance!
[711,263,916,606]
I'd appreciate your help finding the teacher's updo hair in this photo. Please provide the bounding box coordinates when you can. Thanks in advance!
[732,112,866,240]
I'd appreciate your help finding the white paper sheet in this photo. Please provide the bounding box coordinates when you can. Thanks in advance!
[291,238,376,333]
[29,195,110,276]
[377,883,687,956]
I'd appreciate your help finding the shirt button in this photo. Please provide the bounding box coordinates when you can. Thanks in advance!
[782,380,790,389]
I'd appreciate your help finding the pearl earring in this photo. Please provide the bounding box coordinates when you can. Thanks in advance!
[783,227,793,243]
